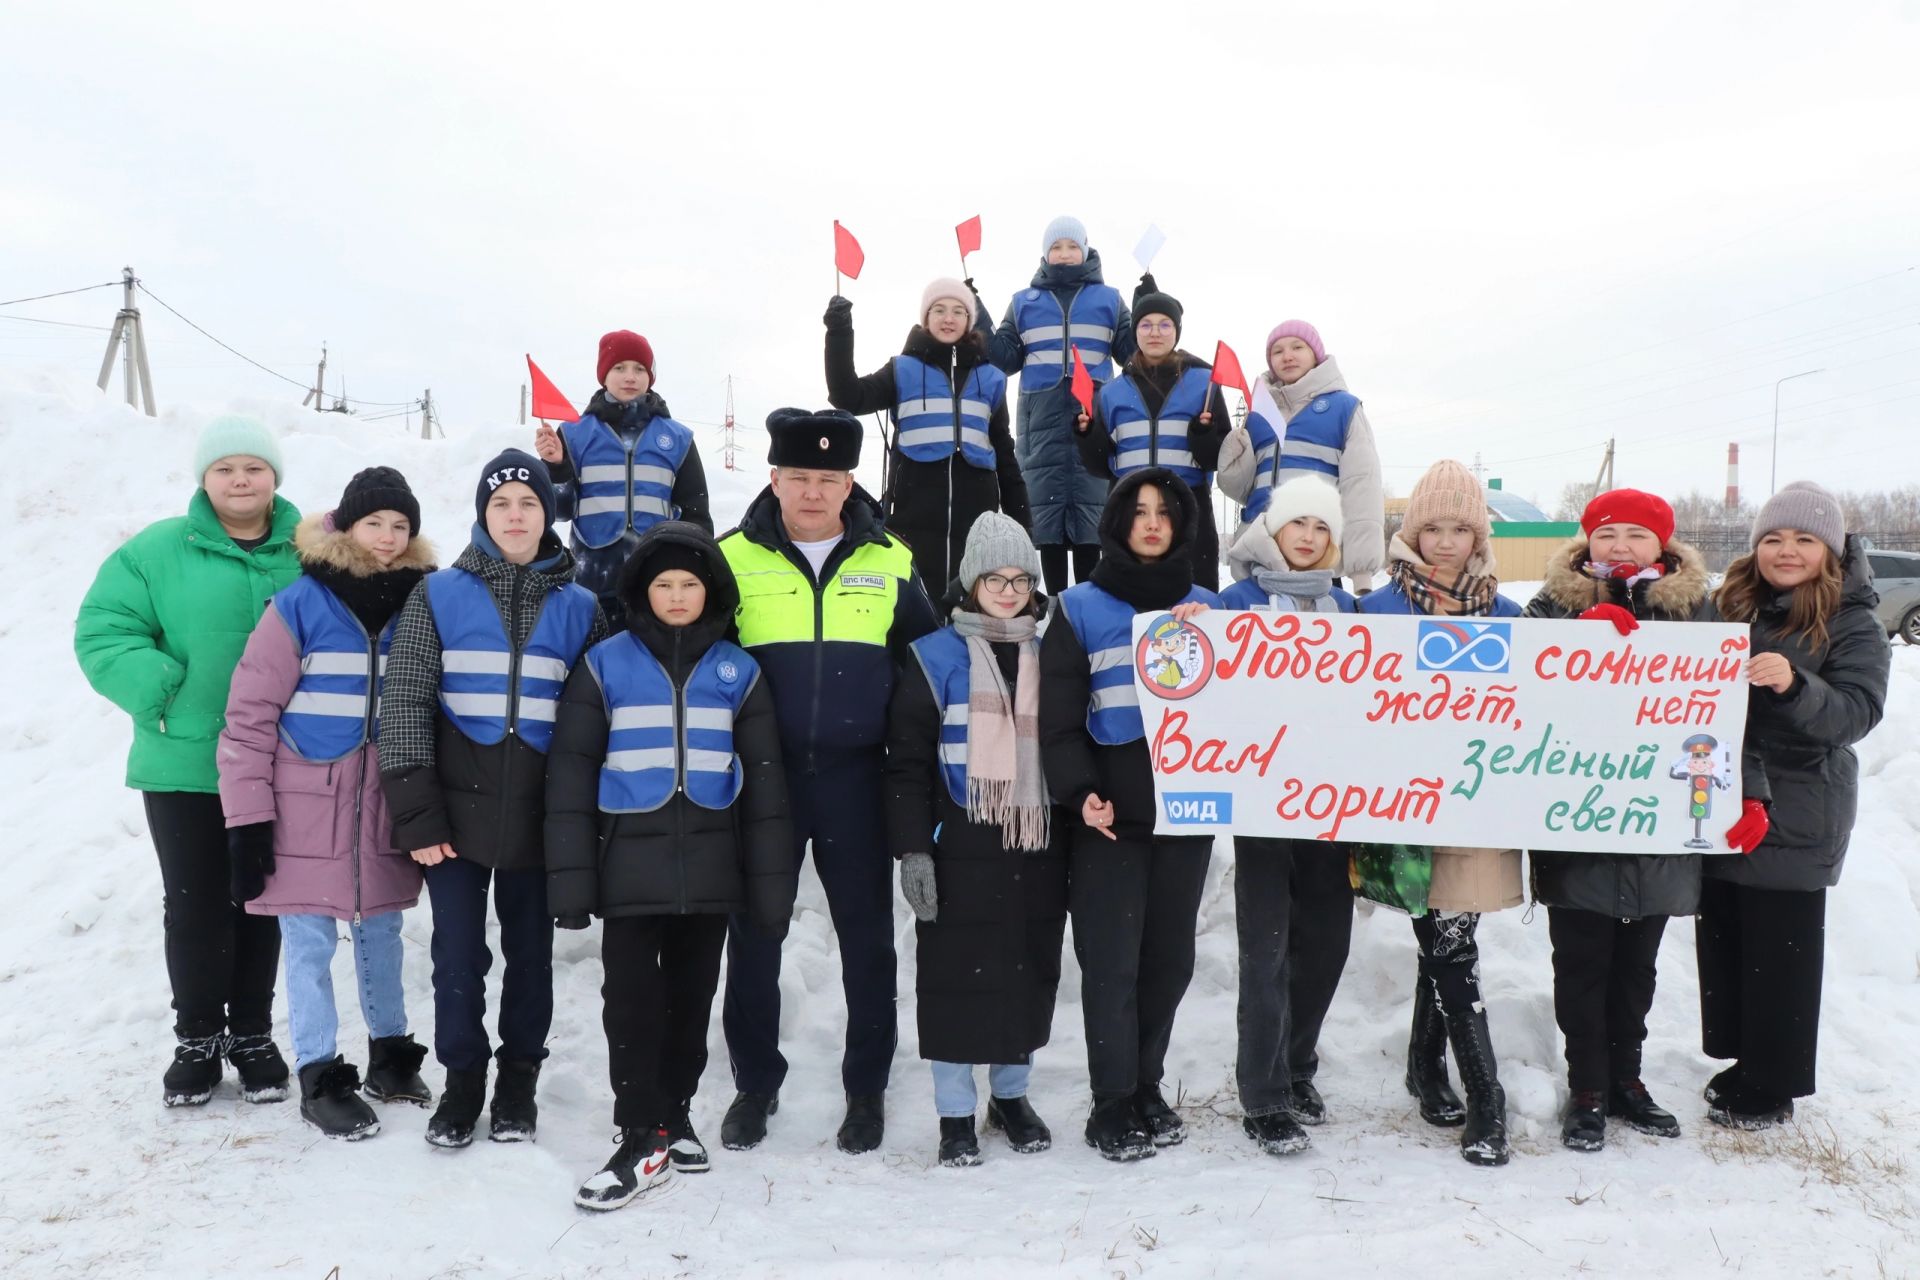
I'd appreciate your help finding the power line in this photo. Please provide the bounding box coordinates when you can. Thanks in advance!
[0,314,113,331]
[0,281,122,308]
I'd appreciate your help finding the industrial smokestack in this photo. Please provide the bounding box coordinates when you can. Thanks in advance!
[1725,442,1740,511]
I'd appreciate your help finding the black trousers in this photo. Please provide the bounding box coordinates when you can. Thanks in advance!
[1069,828,1212,1100]
[1234,839,1355,1114]
[724,756,896,1096]
[143,791,281,1040]
[603,914,729,1129]
[1039,545,1100,596]
[423,857,553,1072]
[1697,878,1827,1099]
[1546,907,1668,1092]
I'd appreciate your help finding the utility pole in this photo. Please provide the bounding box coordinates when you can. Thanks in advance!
[1592,437,1615,494]
[1770,369,1823,497]
[722,375,739,471]
[94,266,156,416]
[420,389,435,441]
[519,383,528,426]
[302,344,329,411]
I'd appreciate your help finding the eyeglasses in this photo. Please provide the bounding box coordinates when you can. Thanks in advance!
[980,573,1035,595]
[1138,320,1176,335]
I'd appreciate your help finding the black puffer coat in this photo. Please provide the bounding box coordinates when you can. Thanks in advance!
[1702,536,1890,891]
[1524,538,1720,918]
[543,523,796,933]
[885,606,1068,1064]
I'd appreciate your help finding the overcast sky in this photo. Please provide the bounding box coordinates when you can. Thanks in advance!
[5,0,1917,514]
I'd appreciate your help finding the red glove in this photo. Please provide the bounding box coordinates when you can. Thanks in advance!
[1724,799,1770,854]
[1578,603,1639,635]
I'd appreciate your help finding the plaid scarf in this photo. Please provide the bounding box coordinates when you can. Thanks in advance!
[948,609,1050,852]
[1388,535,1500,617]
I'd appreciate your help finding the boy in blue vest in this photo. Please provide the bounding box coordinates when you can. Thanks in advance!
[378,449,608,1148]
[533,330,712,628]
[547,522,796,1209]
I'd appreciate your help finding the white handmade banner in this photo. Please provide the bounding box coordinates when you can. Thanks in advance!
[1128,610,1751,853]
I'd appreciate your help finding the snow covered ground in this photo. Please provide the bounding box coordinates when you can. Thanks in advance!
[2,378,1916,1279]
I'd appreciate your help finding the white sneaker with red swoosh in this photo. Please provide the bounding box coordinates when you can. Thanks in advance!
[574,1126,673,1211]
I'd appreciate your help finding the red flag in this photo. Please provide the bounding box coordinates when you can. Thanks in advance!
[955,215,982,260]
[1210,341,1251,406]
[1070,345,1094,418]
[833,220,865,279]
[525,354,579,423]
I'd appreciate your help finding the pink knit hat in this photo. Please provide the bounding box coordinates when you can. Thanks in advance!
[920,277,977,329]
[1402,459,1490,547]
[1266,320,1326,363]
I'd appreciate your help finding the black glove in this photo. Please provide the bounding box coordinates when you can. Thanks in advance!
[964,276,982,301]
[1135,271,1159,301]
[823,295,853,331]
[554,913,591,931]
[227,822,275,904]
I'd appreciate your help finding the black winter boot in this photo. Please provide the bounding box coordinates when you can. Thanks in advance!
[1707,1079,1794,1131]
[1289,1079,1327,1126]
[298,1057,379,1140]
[162,1033,225,1107]
[575,1127,671,1212]
[720,1091,778,1150]
[1561,1090,1607,1152]
[1243,1110,1312,1156]
[489,1059,541,1142]
[224,1031,291,1104]
[1133,1083,1185,1146]
[938,1116,982,1168]
[1703,1063,1743,1106]
[837,1093,885,1154]
[1405,983,1466,1127]
[1440,1000,1510,1167]
[364,1035,433,1107]
[985,1095,1052,1153]
[666,1100,711,1172]
[1610,1079,1680,1138]
[426,1066,487,1148]
[1084,1097,1154,1162]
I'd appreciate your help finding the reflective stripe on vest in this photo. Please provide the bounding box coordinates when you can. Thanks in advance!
[1059,582,1215,745]
[1096,366,1213,487]
[272,575,391,762]
[587,632,758,812]
[908,626,977,807]
[426,567,597,752]
[1011,285,1122,389]
[719,531,914,651]
[560,413,694,548]
[1236,390,1359,529]
[890,354,1004,470]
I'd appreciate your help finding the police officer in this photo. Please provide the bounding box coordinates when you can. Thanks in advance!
[716,408,939,1156]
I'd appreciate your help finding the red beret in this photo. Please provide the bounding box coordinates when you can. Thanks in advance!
[1582,488,1674,545]
[597,330,656,386]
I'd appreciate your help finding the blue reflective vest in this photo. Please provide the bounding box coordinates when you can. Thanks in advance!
[426,568,597,752]
[1239,390,1361,527]
[586,632,759,813]
[1096,367,1213,488]
[272,575,392,762]
[1059,581,1219,745]
[891,354,1004,469]
[1011,285,1123,390]
[560,413,694,549]
[907,626,979,807]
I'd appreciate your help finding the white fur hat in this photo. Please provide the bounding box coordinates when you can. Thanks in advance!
[1260,475,1344,544]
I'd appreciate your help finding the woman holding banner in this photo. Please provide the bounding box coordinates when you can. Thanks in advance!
[1358,459,1523,1167]
[1697,483,1889,1129]
[1040,469,1221,1161]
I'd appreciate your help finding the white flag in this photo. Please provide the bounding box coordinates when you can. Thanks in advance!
[1133,224,1167,273]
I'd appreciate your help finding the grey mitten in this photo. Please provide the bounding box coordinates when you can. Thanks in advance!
[899,852,938,923]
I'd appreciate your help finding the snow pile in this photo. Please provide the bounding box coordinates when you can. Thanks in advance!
[1,374,1916,1278]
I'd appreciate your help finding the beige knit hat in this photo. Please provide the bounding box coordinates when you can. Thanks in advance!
[1402,460,1490,545]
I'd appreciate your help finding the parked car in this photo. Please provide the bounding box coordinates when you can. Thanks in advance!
[1865,545,1920,645]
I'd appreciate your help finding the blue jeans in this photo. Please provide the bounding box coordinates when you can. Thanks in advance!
[280,912,409,1071]
[930,1060,1032,1118]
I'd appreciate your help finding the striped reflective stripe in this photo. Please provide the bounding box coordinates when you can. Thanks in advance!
[608,747,676,771]
[443,650,510,675]
[521,656,570,684]
[631,464,675,488]
[301,652,370,676]
[939,703,968,764]
[1088,645,1132,673]
[686,749,735,774]
[685,706,734,731]
[1285,442,1343,466]
[1068,324,1112,341]
[609,705,675,731]
[898,424,993,449]
[1090,684,1139,712]
[578,464,627,484]
[517,696,559,722]
[896,397,994,419]
[1023,350,1065,366]
[286,691,369,717]
[443,692,510,716]
[632,495,674,517]
[1118,445,1197,470]
[1019,324,1064,344]
[577,496,629,517]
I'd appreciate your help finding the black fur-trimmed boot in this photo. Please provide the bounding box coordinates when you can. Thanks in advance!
[364,1035,433,1107]
[298,1056,379,1140]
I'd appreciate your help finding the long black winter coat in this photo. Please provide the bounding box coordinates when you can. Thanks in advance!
[543,523,797,933]
[380,533,610,870]
[1702,536,1890,891]
[825,321,1031,594]
[1524,538,1721,918]
[885,611,1068,1064]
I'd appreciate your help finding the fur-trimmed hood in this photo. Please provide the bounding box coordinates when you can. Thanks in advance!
[1534,535,1710,619]
[294,512,437,577]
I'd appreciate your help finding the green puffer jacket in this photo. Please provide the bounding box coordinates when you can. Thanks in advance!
[75,490,303,792]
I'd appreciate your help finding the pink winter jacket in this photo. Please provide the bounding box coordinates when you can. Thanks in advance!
[217,524,435,920]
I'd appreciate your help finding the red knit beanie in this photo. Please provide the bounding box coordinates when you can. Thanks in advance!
[597,330,656,386]
[1582,488,1674,545]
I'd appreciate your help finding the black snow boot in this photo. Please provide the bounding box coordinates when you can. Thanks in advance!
[1243,1110,1312,1157]
[1610,1079,1680,1138]
[1441,1000,1510,1167]
[1133,1083,1185,1146]
[720,1091,778,1150]
[162,1033,225,1107]
[1289,1079,1327,1126]
[1084,1096,1155,1162]
[985,1095,1053,1153]
[1707,1079,1794,1131]
[225,1030,291,1104]
[1703,1063,1743,1106]
[1561,1090,1607,1152]
[837,1093,885,1155]
[298,1056,379,1140]
[575,1127,672,1212]
[666,1100,711,1172]
[426,1066,487,1148]
[364,1035,433,1107]
[489,1059,541,1142]
[938,1116,982,1168]
[1405,983,1466,1127]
